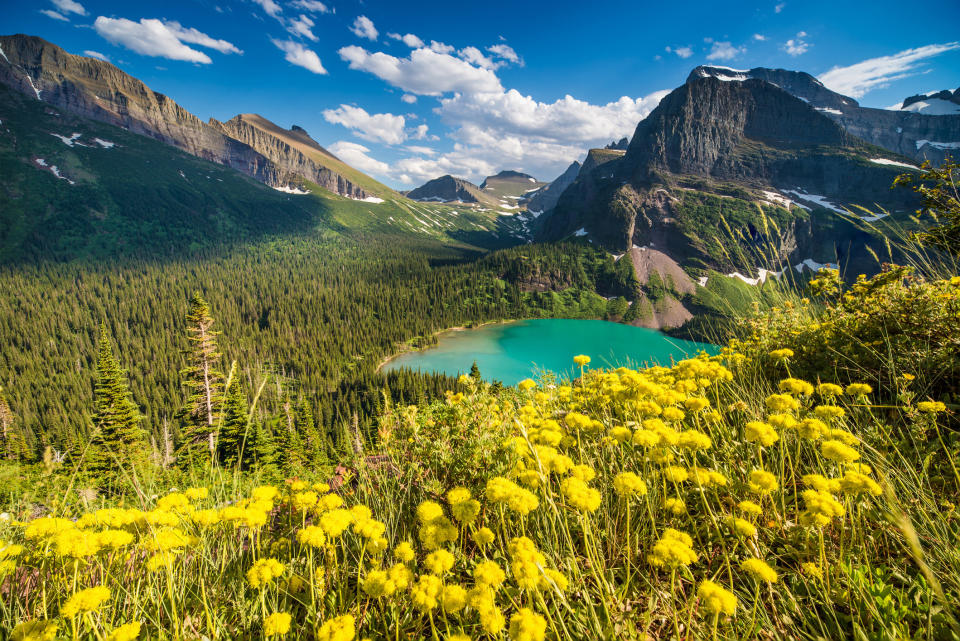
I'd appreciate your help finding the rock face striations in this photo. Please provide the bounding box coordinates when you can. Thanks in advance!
[523,161,581,214]
[0,34,385,198]
[537,71,919,277]
[407,175,487,204]
[690,66,960,165]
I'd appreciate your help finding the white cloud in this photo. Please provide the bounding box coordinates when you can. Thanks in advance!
[351,15,378,41]
[753,34,767,41]
[782,31,809,56]
[327,141,391,175]
[322,105,407,144]
[94,18,240,64]
[666,45,694,59]
[429,41,455,55]
[387,32,425,48]
[83,50,110,62]
[775,2,786,12]
[51,0,86,16]
[338,45,503,95]
[40,9,69,21]
[252,0,282,18]
[401,94,417,104]
[487,44,521,65]
[405,145,436,156]
[164,21,243,54]
[290,0,330,13]
[706,41,745,61]
[458,46,499,70]
[287,14,318,41]
[819,42,960,98]
[271,38,327,73]
[411,124,429,140]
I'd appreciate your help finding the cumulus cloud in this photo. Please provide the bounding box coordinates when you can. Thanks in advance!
[819,42,960,98]
[322,105,407,144]
[271,38,327,73]
[782,31,809,56]
[290,0,329,12]
[83,50,110,62]
[338,45,503,95]
[252,0,282,18]
[351,15,378,41]
[40,9,69,21]
[327,141,391,175]
[458,46,500,70]
[387,32,425,48]
[287,14,318,41]
[487,44,521,65]
[401,94,417,104]
[775,2,785,12]
[405,145,436,156]
[706,41,745,61]
[51,0,86,16]
[753,33,767,41]
[164,21,243,54]
[666,45,693,59]
[94,18,241,63]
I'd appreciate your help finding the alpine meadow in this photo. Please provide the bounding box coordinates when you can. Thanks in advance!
[1,2,959,640]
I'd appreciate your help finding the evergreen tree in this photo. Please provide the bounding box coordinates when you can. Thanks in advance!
[178,293,223,467]
[246,420,277,473]
[295,397,323,464]
[0,386,30,462]
[469,361,482,380]
[88,325,147,474]
[218,379,248,467]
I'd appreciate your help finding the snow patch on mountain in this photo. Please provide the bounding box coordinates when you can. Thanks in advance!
[93,138,115,149]
[51,132,84,147]
[916,140,960,150]
[727,268,783,286]
[816,107,843,115]
[869,158,919,170]
[794,258,838,273]
[273,185,310,195]
[901,99,960,116]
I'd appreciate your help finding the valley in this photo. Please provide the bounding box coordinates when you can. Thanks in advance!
[0,10,958,640]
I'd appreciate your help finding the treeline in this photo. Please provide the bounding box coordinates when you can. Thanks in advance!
[0,234,628,464]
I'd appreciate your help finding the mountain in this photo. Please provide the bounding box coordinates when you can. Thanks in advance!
[0,34,392,199]
[407,175,492,205]
[537,71,922,295]
[901,89,960,115]
[479,170,547,209]
[691,65,960,165]
[524,161,581,215]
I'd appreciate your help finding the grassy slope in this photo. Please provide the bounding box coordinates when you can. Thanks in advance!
[0,85,531,261]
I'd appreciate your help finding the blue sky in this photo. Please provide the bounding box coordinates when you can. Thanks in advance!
[4,0,959,188]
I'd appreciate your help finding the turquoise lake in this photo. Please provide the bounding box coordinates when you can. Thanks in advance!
[382,319,718,384]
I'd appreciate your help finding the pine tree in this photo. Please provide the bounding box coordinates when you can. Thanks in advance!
[178,293,223,467]
[88,325,148,474]
[246,420,276,473]
[469,360,482,380]
[218,379,248,467]
[295,397,324,464]
[0,386,30,462]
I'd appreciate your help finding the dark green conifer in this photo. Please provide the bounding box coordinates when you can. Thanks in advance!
[89,325,147,473]
[246,420,277,473]
[218,379,248,467]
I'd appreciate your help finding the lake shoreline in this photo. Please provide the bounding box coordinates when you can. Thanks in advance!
[378,318,718,384]
[375,318,524,374]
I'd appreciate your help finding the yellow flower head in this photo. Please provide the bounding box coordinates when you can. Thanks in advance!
[747,469,779,494]
[247,558,285,589]
[12,620,58,641]
[698,580,737,617]
[62,586,111,618]
[509,608,547,641]
[741,558,778,583]
[264,613,291,638]
[573,354,591,366]
[317,614,355,641]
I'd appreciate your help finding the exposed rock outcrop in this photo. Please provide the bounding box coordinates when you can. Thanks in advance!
[0,34,381,198]
[523,161,581,214]
[690,66,960,165]
[407,175,485,204]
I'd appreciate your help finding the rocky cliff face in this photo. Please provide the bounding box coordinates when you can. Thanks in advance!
[691,66,960,165]
[538,72,919,278]
[407,175,484,203]
[210,115,369,199]
[523,161,581,214]
[0,34,376,197]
